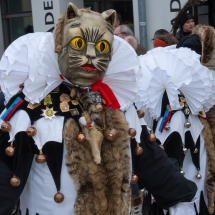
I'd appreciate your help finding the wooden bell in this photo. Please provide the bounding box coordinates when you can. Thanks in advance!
[26,126,37,137]
[128,128,136,137]
[135,143,143,155]
[1,122,11,132]
[148,131,156,143]
[104,128,118,142]
[36,150,46,163]
[5,145,15,157]
[10,175,20,187]
[131,174,138,184]
[137,110,145,118]
[54,191,64,203]
[76,133,86,143]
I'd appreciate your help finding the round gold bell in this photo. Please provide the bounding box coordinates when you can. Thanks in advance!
[128,128,136,137]
[180,168,185,176]
[184,120,191,128]
[5,145,15,157]
[1,122,11,132]
[76,133,86,143]
[148,133,156,143]
[131,174,138,184]
[159,145,165,151]
[196,170,202,179]
[54,191,64,203]
[36,151,46,163]
[137,110,145,118]
[182,144,188,154]
[135,143,143,155]
[26,126,37,137]
[10,175,20,187]
[104,128,118,142]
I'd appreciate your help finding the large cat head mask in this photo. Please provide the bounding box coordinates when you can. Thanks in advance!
[55,3,116,86]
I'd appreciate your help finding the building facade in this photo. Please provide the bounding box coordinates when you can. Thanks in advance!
[0,0,214,57]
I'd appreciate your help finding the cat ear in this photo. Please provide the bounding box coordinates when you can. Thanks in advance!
[101,10,116,28]
[65,3,82,20]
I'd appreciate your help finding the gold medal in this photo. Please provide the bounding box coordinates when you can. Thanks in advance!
[179,96,186,103]
[71,100,79,105]
[43,94,53,105]
[60,94,71,102]
[41,107,57,120]
[60,102,70,112]
[70,108,79,116]
[27,102,41,109]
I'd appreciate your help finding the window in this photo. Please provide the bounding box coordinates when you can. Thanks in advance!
[0,0,33,48]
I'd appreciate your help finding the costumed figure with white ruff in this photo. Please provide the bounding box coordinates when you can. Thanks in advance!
[136,29,215,214]
[0,3,198,215]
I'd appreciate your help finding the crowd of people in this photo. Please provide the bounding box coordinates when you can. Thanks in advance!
[0,1,215,215]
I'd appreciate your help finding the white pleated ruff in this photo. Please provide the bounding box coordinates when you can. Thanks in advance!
[155,111,207,213]
[138,47,215,119]
[20,142,77,215]
[0,33,140,113]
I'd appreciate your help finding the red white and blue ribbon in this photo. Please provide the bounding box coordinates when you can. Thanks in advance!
[159,109,172,133]
[1,97,24,122]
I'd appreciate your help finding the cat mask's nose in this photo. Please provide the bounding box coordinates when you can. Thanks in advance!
[86,42,96,58]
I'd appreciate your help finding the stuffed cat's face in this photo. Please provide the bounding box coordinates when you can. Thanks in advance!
[58,4,116,87]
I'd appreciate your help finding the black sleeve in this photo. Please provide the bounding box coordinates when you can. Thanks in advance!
[132,125,197,210]
[0,131,36,215]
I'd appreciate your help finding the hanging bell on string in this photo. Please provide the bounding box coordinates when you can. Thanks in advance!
[195,169,202,179]
[76,133,86,143]
[26,126,37,137]
[10,175,21,187]
[104,128,118,142]
[194,148,198,153]
[54,191,64,203]
[135,143,143,155]
[131,174,139,184]
[1,122,11,132]
[159,145,165,151]
[136,110,145,118]
[182,143,188,154]
[184,119,191,128]
[180,167,185,176]
[36,150,46,163]
[5,142,15,157]
[164,123,170,131]
[128,128,136,137]
[148,131,156,143]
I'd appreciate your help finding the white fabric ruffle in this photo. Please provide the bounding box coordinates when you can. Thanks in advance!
[0,33,140,113]
[138,47,215,119]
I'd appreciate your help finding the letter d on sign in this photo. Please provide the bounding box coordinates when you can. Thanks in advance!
[170,0,181,12]
[45,12,54,25]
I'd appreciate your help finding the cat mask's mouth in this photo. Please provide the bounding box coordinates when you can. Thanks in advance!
[81,64,100,72]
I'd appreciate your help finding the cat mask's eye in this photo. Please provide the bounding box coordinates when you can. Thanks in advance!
[70,37,86,50]
[96,41,110,53]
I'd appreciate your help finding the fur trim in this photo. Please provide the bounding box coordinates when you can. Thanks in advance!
[63,91,131,215]
[131,190,143,207]
[192,24,215,64]
[200,118,215,214]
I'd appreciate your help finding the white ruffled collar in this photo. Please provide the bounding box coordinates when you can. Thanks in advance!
[0,33,140,112]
